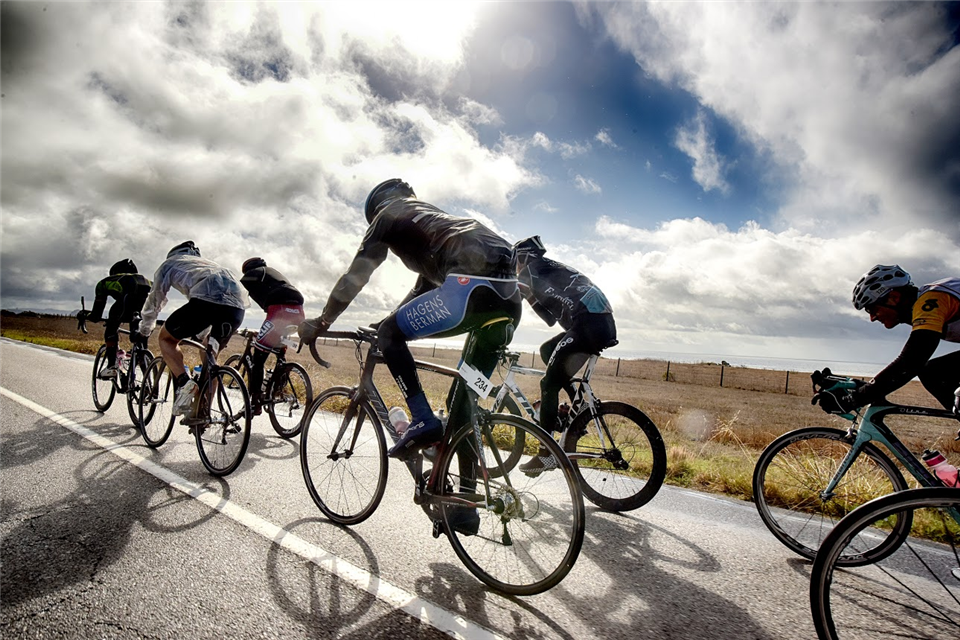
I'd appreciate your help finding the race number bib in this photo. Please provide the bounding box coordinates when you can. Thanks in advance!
[458,361,493,399]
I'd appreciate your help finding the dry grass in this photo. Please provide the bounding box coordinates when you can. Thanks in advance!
[4,314,958,503]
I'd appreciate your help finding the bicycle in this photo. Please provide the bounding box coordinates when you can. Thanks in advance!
[481,349,666,512]
[754,367,960,566]
[137,335,252,476]
[78,297,154,429]
[299,324,586,596]
[223,327,313,438]
[809,486,960,639]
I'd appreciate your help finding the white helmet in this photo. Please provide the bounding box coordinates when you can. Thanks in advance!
[852,264,913,310]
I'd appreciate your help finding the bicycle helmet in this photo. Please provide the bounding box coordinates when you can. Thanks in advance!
[514,236,547,259]
[852,264,913,310]
[167,240,201,259]
[364,178,415,224]
[242,257,266,273]
[109,258,137,275]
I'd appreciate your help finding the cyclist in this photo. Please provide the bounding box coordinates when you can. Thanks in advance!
[137,241,247,417]
[512,236,618,474]
[78,258,152,381]
[299,178,522,460]
[815,264,960,415]
[239,257,305,415]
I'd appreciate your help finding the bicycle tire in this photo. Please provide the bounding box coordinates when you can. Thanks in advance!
[267,362,313,438]
[125,348,154,428]
[139,357,175,448]
[481,394,526,477]
[91,345,116,411]
[753,426,912,566]
[438,413,585,595]
[300,386,388,525]
[810,487,960,640]
[195,366,252,476]
[566,401,666,512]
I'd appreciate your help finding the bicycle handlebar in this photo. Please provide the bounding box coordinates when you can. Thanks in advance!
[303,327,379,370]
[811,368,861,394]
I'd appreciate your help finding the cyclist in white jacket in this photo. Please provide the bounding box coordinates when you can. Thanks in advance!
[139,241,247,415]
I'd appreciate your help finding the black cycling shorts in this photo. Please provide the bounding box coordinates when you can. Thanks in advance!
[162,298,245,349]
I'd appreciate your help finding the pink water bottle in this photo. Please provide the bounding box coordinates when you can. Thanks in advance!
[388,407,410,437]
[922,449,960,488]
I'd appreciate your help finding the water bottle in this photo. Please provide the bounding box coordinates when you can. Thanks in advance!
[116,349,128,371]
[922,449,960,487]
[388,406,410,437]
[193,364,202,378]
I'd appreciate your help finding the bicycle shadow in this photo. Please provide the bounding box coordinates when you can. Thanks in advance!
[0,410,138,471]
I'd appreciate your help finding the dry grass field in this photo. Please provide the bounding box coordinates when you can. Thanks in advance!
[4,313,958,503]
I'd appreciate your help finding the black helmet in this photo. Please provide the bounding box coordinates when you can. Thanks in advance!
[242,257,266,273]
[167,240,200,259]
[364,178,415,223]
[109,258,138,275]
[514,236,547,259]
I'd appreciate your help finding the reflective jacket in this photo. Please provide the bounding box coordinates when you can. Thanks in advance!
[320,197,516,324]
[140,255,246,335]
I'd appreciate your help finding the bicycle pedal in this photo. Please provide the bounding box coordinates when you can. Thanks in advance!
[432,519,443,539]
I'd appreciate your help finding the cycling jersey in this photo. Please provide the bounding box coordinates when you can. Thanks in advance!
[240,265,304,311]
[517,255,613,330]
[140,255,247,336]
[913,278,960,342]
[88,273,152,323]
[320,197,515,325]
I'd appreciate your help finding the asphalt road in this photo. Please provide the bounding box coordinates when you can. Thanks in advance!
[1,338,823,639]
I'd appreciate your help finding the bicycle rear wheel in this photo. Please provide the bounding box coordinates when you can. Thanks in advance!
[139,358,175,448]
[438,414,585,595]
[810,487,960,640]
[125,348,154,428]
[753,427,911,566]
[91,345,116,411]
[566,401,666,512]
[300,387,388,525]
[266,362,313,438]
[195,366,251,476]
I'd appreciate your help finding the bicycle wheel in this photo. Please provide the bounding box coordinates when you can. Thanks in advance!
[438,414,585,595]
[266,362,313,438]
[195,366,252,476]
[810,487,960,640]
[480,394,527,477]
[300,386,388,525]
[91,345,116,411]
[566,401,666,512]
[125,348,154,428]
[753,427,912,566]
[139,358,175,448]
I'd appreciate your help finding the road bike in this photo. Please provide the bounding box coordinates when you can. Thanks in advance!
[223,327,313,438]
[809,486,960,639]
[137,335,252,476]
[77,297,153,428]
[480,349,666,512]
[299,323,585,596]
[754,368,960,566]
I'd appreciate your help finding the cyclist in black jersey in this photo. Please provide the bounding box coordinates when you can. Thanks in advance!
[814,264,960,415]
[78,258,152,378]
[512,236,618,474]
[300,178,522,459]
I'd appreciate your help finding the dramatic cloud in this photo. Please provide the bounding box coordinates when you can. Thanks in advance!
[674,111,730,195]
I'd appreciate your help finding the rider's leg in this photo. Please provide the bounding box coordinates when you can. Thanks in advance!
[102,303,123,371]
[918,350,960,410]
[248,347,270,413]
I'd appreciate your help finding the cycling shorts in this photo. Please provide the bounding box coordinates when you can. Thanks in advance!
[163,298,245,349]
[254,304,305,351]
[396,274,520,340]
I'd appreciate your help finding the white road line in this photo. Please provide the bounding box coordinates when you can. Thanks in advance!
[1,385,506,640]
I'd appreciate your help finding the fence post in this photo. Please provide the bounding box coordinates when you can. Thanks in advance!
[784,371,790,394]
[720,364,725,387]
[432,343,437,357]
[615,358,621,377]
[665,361,671,381]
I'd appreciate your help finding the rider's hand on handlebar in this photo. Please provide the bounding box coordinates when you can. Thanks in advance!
[812,388,858,415]
[298,317,329,343]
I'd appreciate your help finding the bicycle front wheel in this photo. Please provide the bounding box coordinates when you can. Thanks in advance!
[300,387,388,525]
[810,487,960,640]
[438,414,585,595]
[567,401,666,512]
[92,345,116,411]
[139,358,175,447]
[753,427,911,566]
[195,366,252,476]
[480,394,526,477]
[125,348,154,428]
[267,362,313,438]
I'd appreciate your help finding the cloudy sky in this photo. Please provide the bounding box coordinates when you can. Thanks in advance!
[2,1,959,370]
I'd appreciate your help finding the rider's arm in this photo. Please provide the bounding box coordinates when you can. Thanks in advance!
[854,328,941,405]
[87,277,117,322]
[319,229,390,325]
[139,262,173,336]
